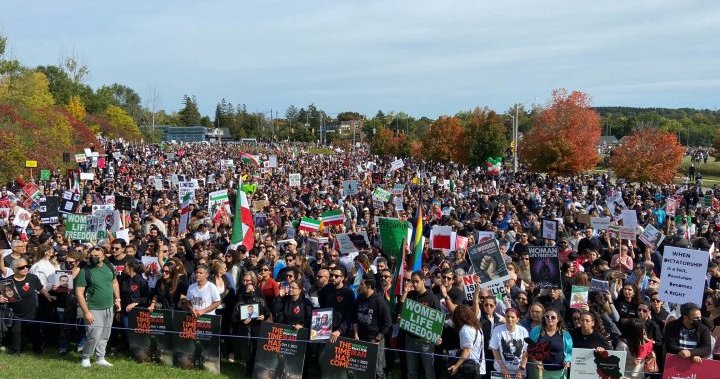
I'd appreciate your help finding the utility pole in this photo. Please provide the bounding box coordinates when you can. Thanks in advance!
[513,104,519,173]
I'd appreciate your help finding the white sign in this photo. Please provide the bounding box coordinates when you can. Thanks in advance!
[621,210,638,228]
[570,348,627,379]
[639,224,665,251]
[289,173,301,187]
[389,158,404,171]
[79,172,95,181]
[619,226,636,240]
[342,180,359,196]
[590,217,611,231]
[268,155,278,168]
[658,246,709,307]
[154,177,163,190]
[178,181,196,203]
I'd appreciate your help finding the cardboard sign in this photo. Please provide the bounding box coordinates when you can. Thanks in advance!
[658,246,708,307]
[289,173,302,187]
[399,299,444,343]
[75,153,87,163]
[571,348,626,379]
[64,213,106,241]
[342,180,359,196]
[378,218,411,261]
[589,278,609,293]
[528,246,561,289]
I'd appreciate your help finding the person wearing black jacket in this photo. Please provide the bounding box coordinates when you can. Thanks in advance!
[663,303,712,363]
[273,281,313,329]
[352,274,392,379]
[400,270,441,379]
[232,277,270,376]
[115,260,150,351]
[319,265,355,339]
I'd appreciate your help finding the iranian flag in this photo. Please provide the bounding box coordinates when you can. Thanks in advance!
[299,217,321,232]
[231,182,255,251]
[321,209,344,226]
[240,152,260,167]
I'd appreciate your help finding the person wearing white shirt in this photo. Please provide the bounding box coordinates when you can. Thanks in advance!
[30,246,61,288]
[490,308,529,376]
[186,264,221,316]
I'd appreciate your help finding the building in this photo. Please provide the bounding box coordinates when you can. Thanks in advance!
[146,126,234,142]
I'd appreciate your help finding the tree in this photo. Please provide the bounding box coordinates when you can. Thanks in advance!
[105,105,141,140]
[98,83,143,124]
[609,129,684,184]
[422,116,467,163]
[464,107,508,166]
[0,70,55,110]
[178,95,201,126]
[0,130,27,184]
[519,89,601,175]
[0,35,21,76]
[67,95,86,120]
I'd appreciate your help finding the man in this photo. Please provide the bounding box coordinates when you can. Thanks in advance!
[186,264,221,316]
[434,268,465,315]
[664,302,711,363]
[320,265,355,340]
[578,227,601,253]
[400,271,441,379]
[3,239,27,268]
[352,274,392,379]
[308,268,329,308]
[75,246,121,368]
[108,240,134,277]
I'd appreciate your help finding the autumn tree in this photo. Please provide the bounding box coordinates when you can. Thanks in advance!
[519,89,601,175]
[464,107,508,166]
[423,116,467,163]
[105,105,142,140]
[67,95,86,120]
[609,129,684,184]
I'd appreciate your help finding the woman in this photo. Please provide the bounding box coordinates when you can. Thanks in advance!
[148,260,188,311]
[0,258,55,355]
[448,304,485,378]
[119,259,150,349]
[232,273,270,376]
[610,245,634,273]
[273,281,312,330]
[210,260,235,359]
[490,308,529,378]
[521,302,544,331]
[513,291,530,319]
[226,249,245,289]
[258,261,280,309]
[527,308,573,379]
[614,283,642,325]
[570,311,611,350]
[637,303,662,373]
[616,318,657,378]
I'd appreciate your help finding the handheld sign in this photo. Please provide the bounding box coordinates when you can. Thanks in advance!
[399,299,444,344]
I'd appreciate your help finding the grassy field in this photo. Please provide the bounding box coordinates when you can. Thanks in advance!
[0,351,247,379]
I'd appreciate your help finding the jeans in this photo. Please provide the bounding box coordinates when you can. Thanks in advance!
[82,308,113,360]
[405,337,435,379]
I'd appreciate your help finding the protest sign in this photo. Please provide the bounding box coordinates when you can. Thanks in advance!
[467,240,510,294]
[541,219,558,240]
[254,322,309,379]
[59,191,80,214]
[79,172,94,181]
[0,208,9,226]
[320,336,378,379]
[142,256,161,288]
[621,209,638,228]
[154,177,164,190]
[289,173,302,187]
[389,158,404,171]
[64,213,105,241]
[476,231,496,243]
[430,225,455,250]
[619,226,636,240]
[666,197,678,216]
[605,192,626,219]
[13,206,32,229]
[528,246,561,289]
[393,196,404,211]
[342,180,359,196]
[460,275,509,302]
[456,235,469,251]
[49,270,73,293]
[590,217,611,231]
[127,308,173,366]
[589,278,609,293]
[238,304,259,320]
[658,246,708,307]
[74,153,86,163]
[310,308,333,341]
[391,183,406,195]
[208,190,231,220]
[335,232,372,254]
[372,187,392,202]
[178,181,196,203]
[639,224,665,251]
[607,224,621,239]
[40,169,51,181]
[662,353,720,379]
[571,348,626,379]
[39,196,59,224]
[172,311,221,373]
[570,286,589,309]
[378,218,411,261]
[399,299,444,343]
[115,195,132,212]
[0,280,20,302]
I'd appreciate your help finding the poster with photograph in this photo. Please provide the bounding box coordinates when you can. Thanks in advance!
[468,239,510,285]
[239,303,260,320]
[310,308,333,341]
[127,308,173,366]
[142,256,161,288]
[254,322,309,379]
[0,280,20,302]
[541,219,558,241]
[171,311,221,373]
[528,246,561,289]
[49,270,73,293]
[320,336,378,379]
[571,348,626,379]
[639,224,665,251]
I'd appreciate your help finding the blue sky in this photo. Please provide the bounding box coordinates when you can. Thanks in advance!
[1,0,718,118]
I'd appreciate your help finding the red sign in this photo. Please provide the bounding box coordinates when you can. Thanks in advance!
[663,353,720,379]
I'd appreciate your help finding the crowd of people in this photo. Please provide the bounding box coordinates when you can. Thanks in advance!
[0,138,719,379]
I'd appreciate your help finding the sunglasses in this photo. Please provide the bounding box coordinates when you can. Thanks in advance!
[162,270,170,274]
[17,264,31,270]
[544,314,558,320]
[261,268,270,272]
[651,298,662,302]
[330,274,342,278]
[638,308,649,313]
[442,276,453,280]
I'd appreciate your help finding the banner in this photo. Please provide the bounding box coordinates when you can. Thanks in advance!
[320,336,378,379]
[528,246,561,289]
[127,308,173,366]
[399,299,444,343]
[39,196,59,224]
[64,214,105,241]
[378,218,411,261]
[663,353,720,379]
[658,246,709,306]
[254,322,309,379]
[468,239,510,292]
[570,348,626,379]
[172,311,221,373]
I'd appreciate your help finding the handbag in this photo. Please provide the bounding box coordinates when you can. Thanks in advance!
[644,350,659,373]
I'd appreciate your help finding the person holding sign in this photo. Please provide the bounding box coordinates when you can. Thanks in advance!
[352,273,392,379]
[526,308,573,379]
[489,308,528,379]
[401,270,441,379]
[663,302,712,364]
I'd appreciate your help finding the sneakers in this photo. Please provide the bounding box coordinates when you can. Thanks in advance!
[96,359,114,367]
[77,345,84,353]
[80,359,91,368]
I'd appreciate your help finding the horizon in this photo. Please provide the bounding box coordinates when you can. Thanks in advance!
[1,0,718,118]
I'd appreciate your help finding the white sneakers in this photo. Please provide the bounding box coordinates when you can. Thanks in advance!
[81,358,113,368]
[96,359,114,367]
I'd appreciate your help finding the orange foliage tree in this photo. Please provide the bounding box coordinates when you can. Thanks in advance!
[519,89,601,175]
[422,116,467,163]
[609,129,684,184]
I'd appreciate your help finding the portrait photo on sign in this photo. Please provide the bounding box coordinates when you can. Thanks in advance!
[239,303,259,319]
[0,280,20,302]
[49,270,73,293]
[541,219,558,241]
[310,308,333,340]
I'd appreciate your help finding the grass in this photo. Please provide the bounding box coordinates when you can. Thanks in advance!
[0,350,247,379]
[675,155,720,186]
[307,147,337,155]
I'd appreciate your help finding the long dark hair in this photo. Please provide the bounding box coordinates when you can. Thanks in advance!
[579,311,608,339]
[623,318,645,356]
[452,304,482,331]
[159,260,181,293]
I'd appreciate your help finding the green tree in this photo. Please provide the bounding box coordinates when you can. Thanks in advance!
[98,83,143,124]
[465,107,508,166]
[0,70,55,110]
[0,35,21,76]
[178,95,201,126]
[105,104,141,139]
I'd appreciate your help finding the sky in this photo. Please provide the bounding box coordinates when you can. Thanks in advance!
[1,0,719,118]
